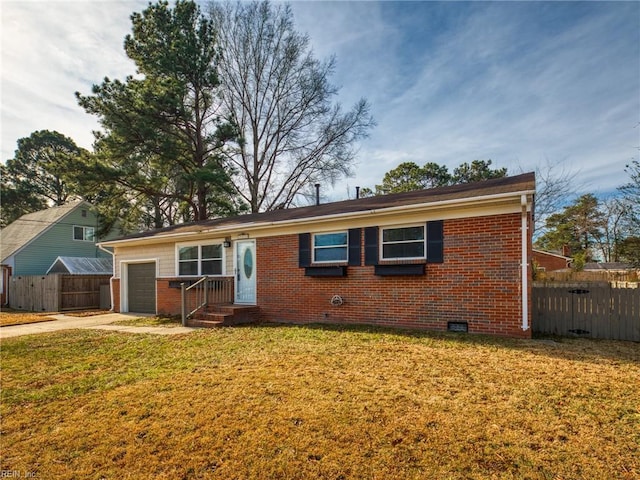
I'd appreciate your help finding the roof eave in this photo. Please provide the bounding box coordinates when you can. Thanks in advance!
[99,188,535,248]
[532,249,572,260]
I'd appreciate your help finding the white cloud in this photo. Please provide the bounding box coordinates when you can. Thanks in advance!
[1,1,145,159]
[293,2,639,199]
[1,0,638,203]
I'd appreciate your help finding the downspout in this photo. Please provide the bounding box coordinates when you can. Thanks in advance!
[521,194,529,331]
[98,243,115,312]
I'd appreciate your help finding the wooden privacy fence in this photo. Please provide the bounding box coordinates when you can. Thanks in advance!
[9,274,112,312]
[533,282,640,341]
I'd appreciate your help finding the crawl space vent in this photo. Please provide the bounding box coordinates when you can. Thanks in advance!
[447,321,468,333]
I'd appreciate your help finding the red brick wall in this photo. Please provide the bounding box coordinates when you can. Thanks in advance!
[112,278,121,312]
[257,213,532,338]
[111,212,532,337]
[156,279,183,316]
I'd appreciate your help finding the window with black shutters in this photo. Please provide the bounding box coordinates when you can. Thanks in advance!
[380,225,426,261]
[313,231,348,263]
[299,229,361,276]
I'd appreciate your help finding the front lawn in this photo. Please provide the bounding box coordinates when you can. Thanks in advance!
[1,325,638,479]
[0,309,55,327]
[0,309,110,326]
[111,314,183,327]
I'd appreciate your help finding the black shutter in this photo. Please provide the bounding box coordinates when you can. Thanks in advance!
[364,226,379,265]
[299,233,311,267]
[348,228,361,266]
[426,220,444,263]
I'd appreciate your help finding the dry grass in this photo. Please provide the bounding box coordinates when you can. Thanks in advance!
[0,309,55,327]
[111,314,183,327]
[1,325,638,479]
[62,309,111,317]
[0,308,109,326]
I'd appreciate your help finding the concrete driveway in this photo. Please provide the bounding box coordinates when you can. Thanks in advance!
[0,312,196,339]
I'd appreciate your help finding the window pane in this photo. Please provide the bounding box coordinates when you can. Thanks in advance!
[202,260,222,275]
[314,232,347,247]
[315,247,348,262]
[202,244,222,259]
[84,227,95,242]
[73,226,83,240]
[383,242,424,259]
[179,246,198,261]
[383,226,424,243]
[243,248,254,278]
[179,261,198,275]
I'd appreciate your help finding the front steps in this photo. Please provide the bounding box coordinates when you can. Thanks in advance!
[186,304,260,328]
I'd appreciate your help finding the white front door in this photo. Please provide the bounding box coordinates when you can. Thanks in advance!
[235,240,256,304]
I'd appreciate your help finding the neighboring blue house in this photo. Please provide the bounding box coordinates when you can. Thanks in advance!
[0,200,115,277]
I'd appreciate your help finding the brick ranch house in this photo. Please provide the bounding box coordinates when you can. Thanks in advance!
[532,249,572,273]
[99,173,535,338]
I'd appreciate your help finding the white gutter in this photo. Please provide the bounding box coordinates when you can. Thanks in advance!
[521,194,530,331]
[99,188,536,248]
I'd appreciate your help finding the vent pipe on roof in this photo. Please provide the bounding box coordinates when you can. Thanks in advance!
[355,186,360,199]
[315,183,320,205]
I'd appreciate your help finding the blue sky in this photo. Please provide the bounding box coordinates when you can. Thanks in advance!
[2,1,639,202]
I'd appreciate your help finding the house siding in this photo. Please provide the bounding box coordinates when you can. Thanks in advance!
[12,207,109,276]
[113,239,234,314]
[113,238,233,278]
[257,213,531,338]
[115,244,173,278]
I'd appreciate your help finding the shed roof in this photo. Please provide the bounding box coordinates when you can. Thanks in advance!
[103,173,535,245]
[46,256,113,275]
[583,262,633,271]
[1,201,88,262]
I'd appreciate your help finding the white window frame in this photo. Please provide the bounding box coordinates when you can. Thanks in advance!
[380,224,426,261]
[73,225,95,242]
[175,242,225,276]
[312,231,348,264]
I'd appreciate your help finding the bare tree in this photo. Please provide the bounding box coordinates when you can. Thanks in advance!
[619,158,640,229]
[594,197,633,262]
[533,160,580,236]
[209,1,374,212]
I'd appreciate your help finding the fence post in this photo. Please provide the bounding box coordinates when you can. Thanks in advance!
[181,282,186,326]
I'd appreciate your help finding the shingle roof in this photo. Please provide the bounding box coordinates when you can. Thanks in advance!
[1,201,86,262]
[46,256,113,275]
[108,173,535,243]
